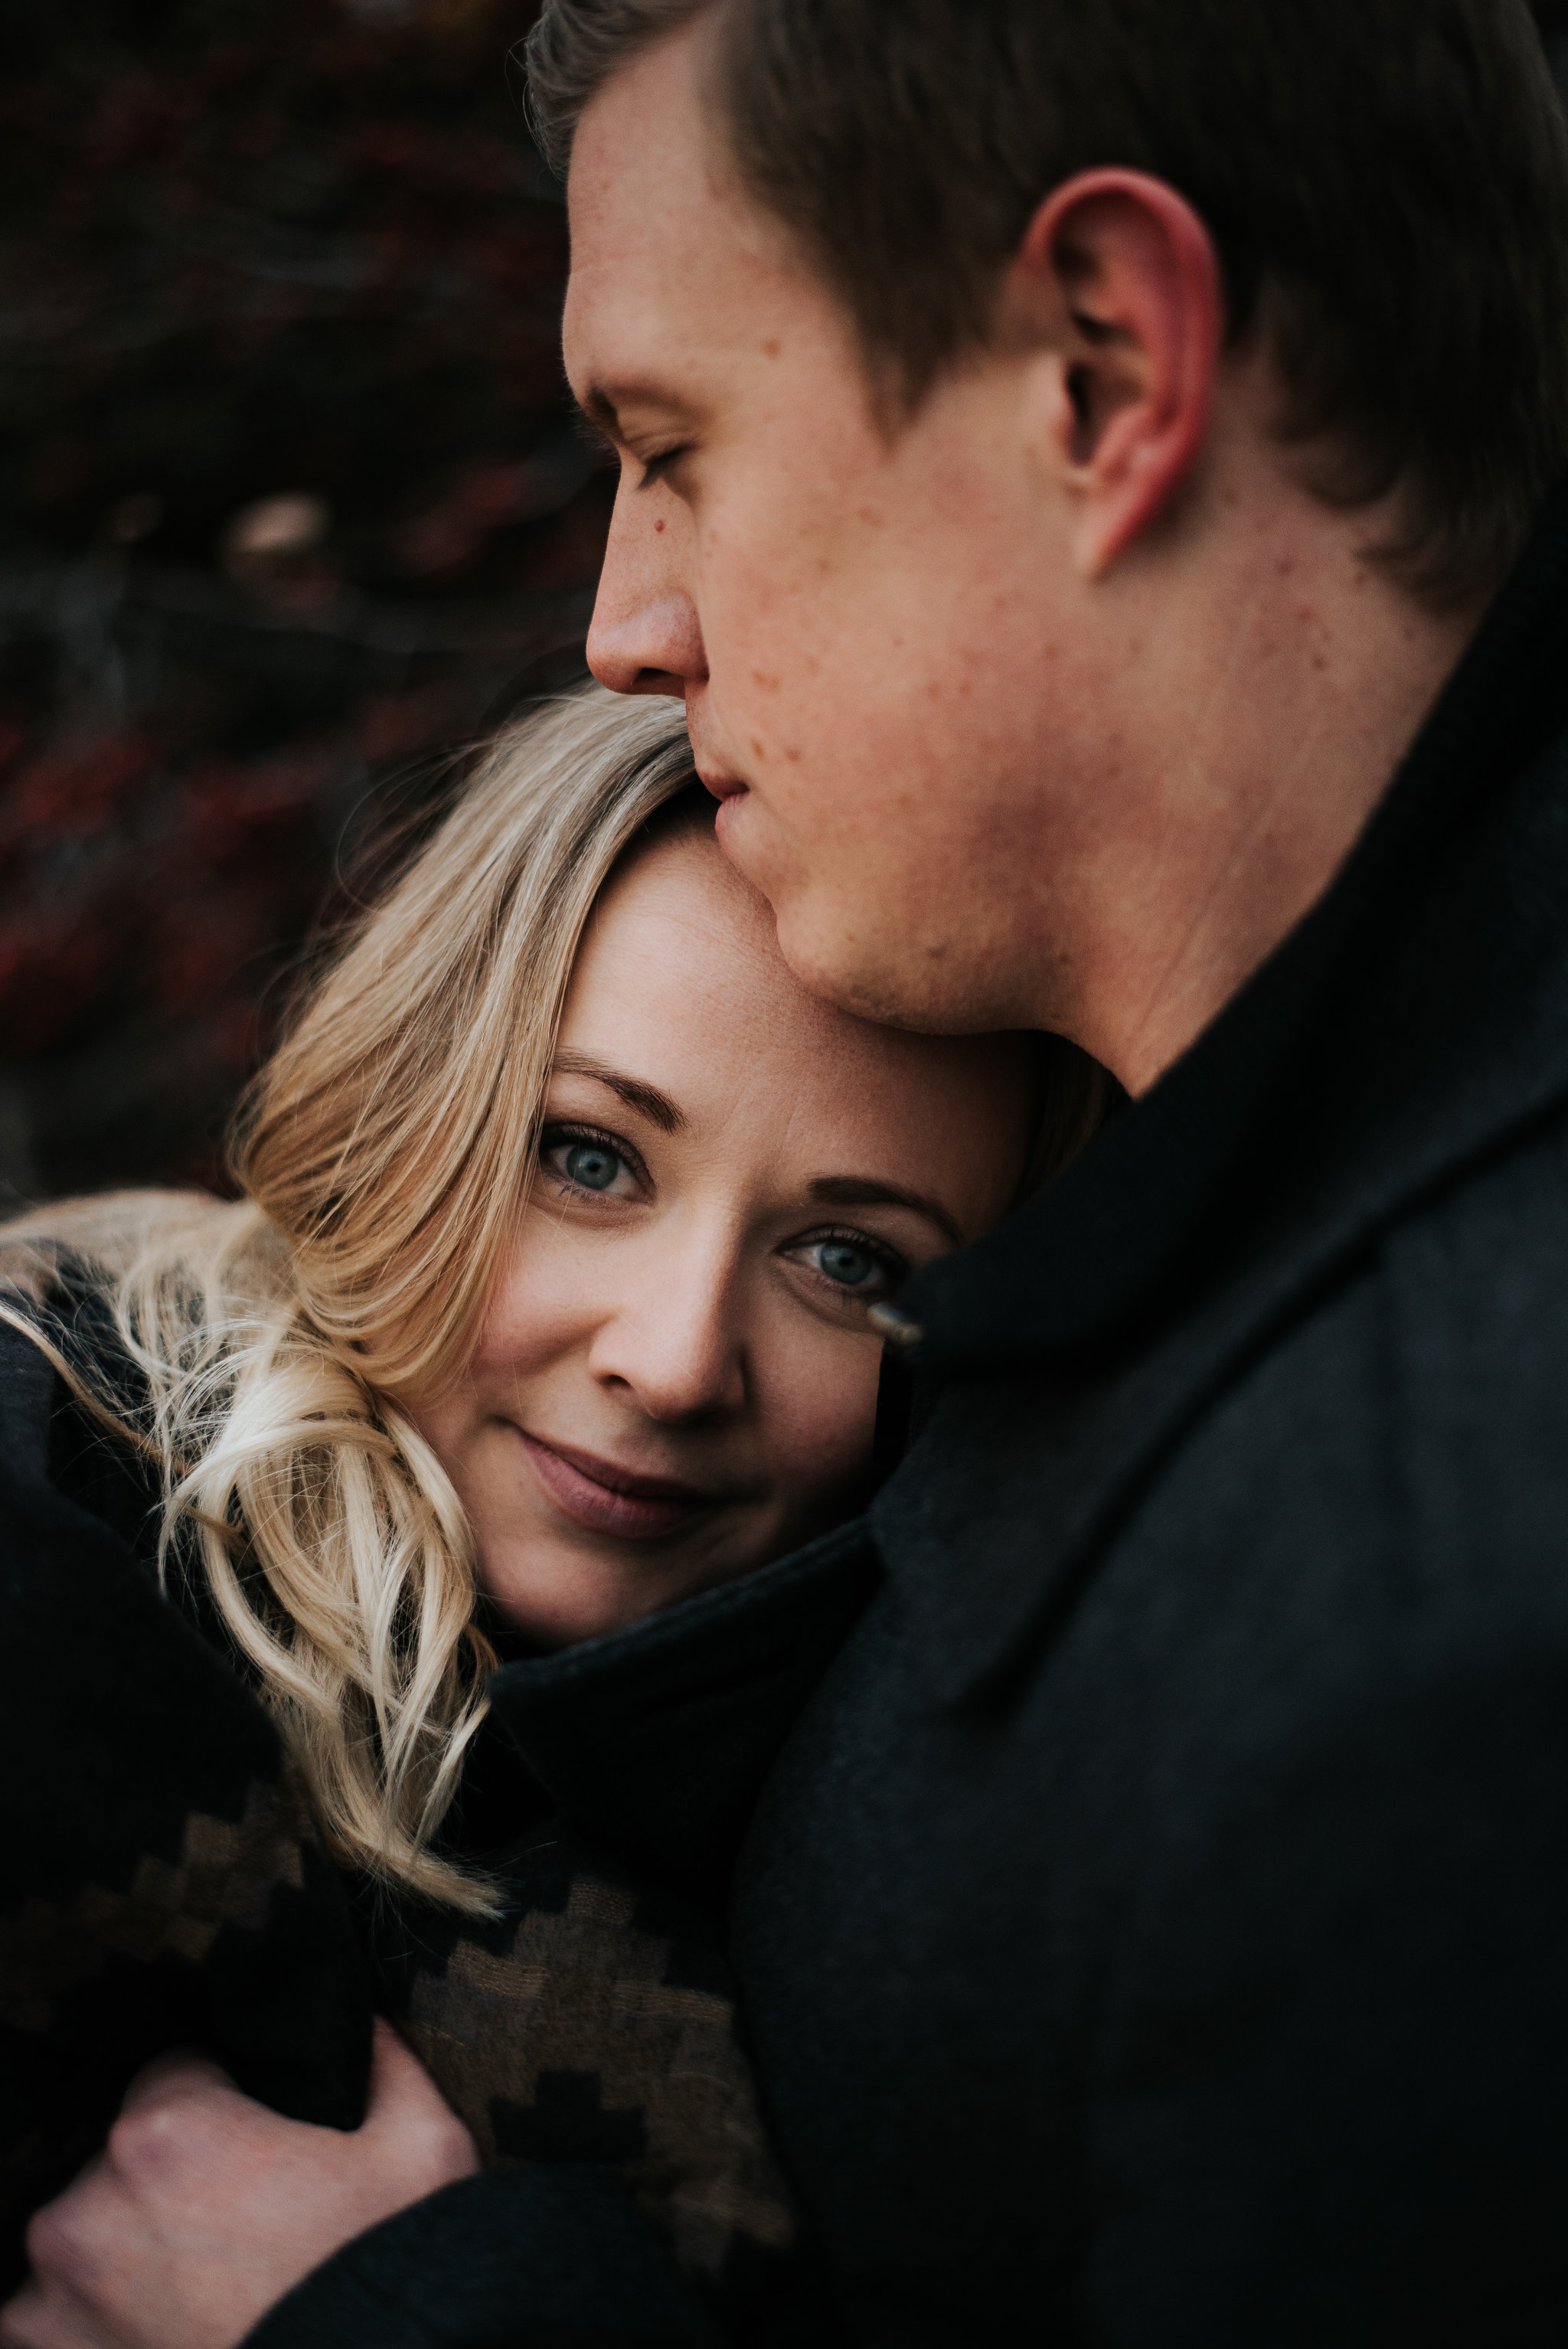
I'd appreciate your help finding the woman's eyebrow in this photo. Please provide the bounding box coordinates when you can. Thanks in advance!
[551,1048,685,1134]
[809,1175,964,1250]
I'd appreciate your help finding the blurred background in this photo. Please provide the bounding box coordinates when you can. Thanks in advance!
[3,0,1567,1210]
[0,0,606,1207]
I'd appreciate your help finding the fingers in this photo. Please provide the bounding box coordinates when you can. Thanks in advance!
[3,2021,479,2349]
[0,2272,124,2349]
[117,2050,235,2117]
[110,2049,247,2191]
[364,2014,435,2112]
[21,2158,121,2313]
[363,2018,479,2185]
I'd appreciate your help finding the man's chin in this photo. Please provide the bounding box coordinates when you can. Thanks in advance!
[773,903,994,1037]
[711,797,1007,1031]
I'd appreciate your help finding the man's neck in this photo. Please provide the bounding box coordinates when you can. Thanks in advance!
[1060,463,1484,1096]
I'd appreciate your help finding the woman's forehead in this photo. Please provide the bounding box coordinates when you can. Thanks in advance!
[560,826,1033,1190]
[573,821,788,1001]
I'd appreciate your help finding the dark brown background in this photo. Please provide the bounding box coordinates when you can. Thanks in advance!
[3,0,1566,1210]
[0,0,605,1208]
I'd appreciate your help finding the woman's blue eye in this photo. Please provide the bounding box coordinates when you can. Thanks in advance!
[812,1239,886,1291]
[562,1142,623,1192]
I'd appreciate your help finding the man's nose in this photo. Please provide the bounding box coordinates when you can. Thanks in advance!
[586,475,706,698]
[587,1239,746,1423]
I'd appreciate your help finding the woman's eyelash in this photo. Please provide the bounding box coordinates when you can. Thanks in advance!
[797,1226,910,1292]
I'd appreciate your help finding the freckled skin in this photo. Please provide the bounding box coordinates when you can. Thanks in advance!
[410,828,1032,1648]
[565,28,1481,1090]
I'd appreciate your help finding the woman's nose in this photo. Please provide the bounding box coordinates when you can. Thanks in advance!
[586,1241,746,1423]
[586,479,707,698]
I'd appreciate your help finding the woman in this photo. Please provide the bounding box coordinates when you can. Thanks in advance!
[0,686,1101,2328]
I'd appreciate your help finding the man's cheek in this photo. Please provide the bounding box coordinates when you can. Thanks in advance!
[704,501,854,683]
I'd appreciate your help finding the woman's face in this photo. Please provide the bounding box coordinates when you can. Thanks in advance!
[411,822,1032,1647]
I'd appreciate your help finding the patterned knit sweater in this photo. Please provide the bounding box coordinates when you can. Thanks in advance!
[0,1310,870,2336]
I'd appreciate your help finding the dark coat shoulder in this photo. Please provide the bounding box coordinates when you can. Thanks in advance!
[729,492,1568,2347]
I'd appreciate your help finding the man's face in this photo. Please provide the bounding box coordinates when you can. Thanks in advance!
[564,25,1104,1036]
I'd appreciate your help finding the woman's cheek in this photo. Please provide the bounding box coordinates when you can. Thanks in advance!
[470,1227,603,1382]
[764,1328,883,1513]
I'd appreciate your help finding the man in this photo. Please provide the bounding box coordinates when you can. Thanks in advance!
[8,1,1568,2342]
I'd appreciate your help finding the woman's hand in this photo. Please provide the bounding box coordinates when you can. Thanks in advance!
[0,2019,479,2349]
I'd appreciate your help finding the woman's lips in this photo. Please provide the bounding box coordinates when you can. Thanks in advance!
[518,1430,717,1542]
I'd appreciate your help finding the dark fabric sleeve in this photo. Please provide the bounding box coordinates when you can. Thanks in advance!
[1086,1654,1568,2349]
[243,2167,731,2349]
[0,1436,372,2289]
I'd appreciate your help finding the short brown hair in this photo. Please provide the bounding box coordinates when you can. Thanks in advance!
[527,0,1568,608]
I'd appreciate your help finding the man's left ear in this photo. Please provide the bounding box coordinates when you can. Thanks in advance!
[1010,167,1223,577]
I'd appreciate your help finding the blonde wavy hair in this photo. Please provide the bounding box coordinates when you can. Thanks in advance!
[0,683,1107,1913]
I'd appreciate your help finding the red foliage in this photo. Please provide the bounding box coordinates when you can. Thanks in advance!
[0,0,609,1200]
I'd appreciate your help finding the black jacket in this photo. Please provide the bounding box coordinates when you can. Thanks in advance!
[251,479,1568,2347]
[0,1319,827,2337]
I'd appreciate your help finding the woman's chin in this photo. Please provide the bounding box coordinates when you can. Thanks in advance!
[474,1510,786,1651]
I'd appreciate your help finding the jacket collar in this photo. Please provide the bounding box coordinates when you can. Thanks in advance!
[483,1517,877,1896]
[899,475,1568,1377]
[876,481,1568,1706]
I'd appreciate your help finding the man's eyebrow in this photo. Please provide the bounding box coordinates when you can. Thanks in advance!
[570,381,621,442]
[808,1175,964,1252]
[551,1048,685,1135]
[570,375,697,449]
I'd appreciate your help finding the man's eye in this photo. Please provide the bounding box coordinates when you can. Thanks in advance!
[639,444,690,488]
